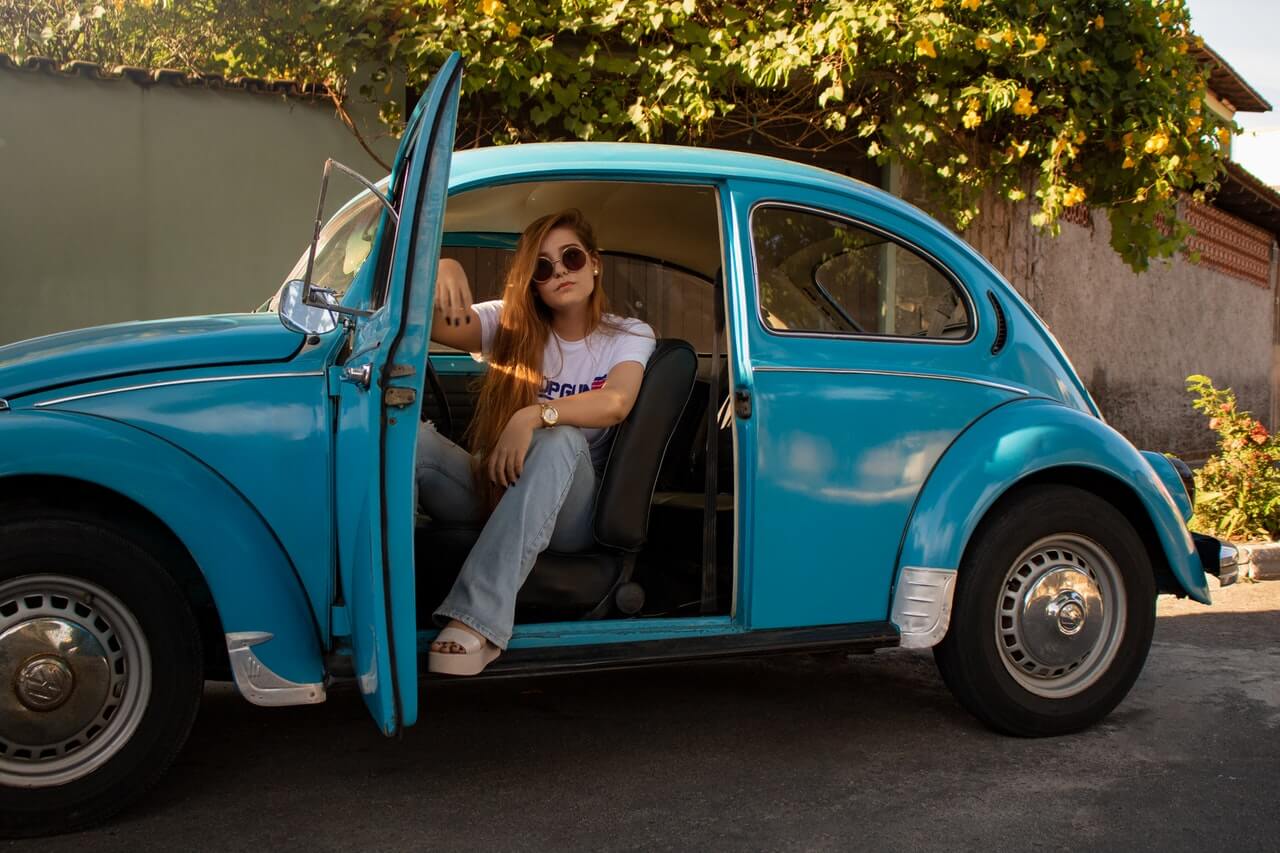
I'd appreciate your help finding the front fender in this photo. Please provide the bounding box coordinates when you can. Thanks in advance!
[897,398,1209,604]
[0,409,324,684]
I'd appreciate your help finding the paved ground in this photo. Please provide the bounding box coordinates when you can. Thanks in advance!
[9,580,1280,852]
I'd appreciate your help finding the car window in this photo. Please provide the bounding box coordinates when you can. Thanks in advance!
[435,245,721,356]
[283,192,383,297]
[751,206,970,340]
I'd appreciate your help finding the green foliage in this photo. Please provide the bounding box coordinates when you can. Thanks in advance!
[1186,375,1280,541]
[2,0,1233,271]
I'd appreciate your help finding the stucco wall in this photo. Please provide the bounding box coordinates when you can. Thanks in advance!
[1027,212,1274,458]
[897,170,1277,457]
[0,70,396,346]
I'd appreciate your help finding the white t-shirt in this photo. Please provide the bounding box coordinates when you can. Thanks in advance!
[472,300,657,468]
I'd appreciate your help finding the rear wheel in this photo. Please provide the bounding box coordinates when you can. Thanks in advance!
[0,515,203,837]
[934,485,1157,736]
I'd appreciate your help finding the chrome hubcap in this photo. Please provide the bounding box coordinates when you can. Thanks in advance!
[0,575,151,787]
[16,654,76,712]
[995,536,1126,699]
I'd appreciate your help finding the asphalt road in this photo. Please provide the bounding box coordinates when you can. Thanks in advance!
[9,580,1280,852]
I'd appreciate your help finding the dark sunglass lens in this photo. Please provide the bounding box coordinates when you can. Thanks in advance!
[532,257,555,283]
[562,247,588,272]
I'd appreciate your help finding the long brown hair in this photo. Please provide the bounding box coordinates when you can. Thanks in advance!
[465,209,610,507]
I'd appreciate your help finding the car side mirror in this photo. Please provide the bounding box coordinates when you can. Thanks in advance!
[278,279,338,335]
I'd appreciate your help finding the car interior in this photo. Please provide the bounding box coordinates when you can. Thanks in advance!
[413,180,737,627]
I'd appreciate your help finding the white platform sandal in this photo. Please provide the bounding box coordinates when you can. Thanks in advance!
[428,625,502,676]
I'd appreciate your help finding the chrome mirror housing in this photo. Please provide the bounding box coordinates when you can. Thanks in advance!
[278,279,338,335]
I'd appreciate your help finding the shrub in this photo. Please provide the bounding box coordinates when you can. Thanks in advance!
[1186,374,1280,541]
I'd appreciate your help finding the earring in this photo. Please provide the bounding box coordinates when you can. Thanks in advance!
[593,268,599,275]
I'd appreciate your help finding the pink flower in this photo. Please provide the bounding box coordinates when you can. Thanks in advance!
[1209,417,1222,430]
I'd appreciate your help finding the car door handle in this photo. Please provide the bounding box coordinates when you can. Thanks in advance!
[342,364,372,388]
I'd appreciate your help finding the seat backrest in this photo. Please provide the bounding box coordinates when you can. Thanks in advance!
[594,338,698,551]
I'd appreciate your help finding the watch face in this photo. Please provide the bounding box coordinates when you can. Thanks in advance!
[542,405,559,426]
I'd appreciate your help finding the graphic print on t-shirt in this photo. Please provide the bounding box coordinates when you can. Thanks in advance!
[540,374,608,400]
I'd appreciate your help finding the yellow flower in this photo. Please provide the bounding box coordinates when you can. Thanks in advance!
[1074,130,1086,144]
[1123,155,1135,168]
[1079,58,1096,73]
[1010,139,1030,158]
[960,0,980,9]
[1001,29,1015,45]
[975,34,993,49]
[480,0,503,15]
[1186,116,1202,134]
[1007,188,1026,201]
[1012,87,1038,116]
[505,20,521,37]
[1189,97,1201,112]
[1094,15,1105,29]
[1122,131,1134,147]
[962,110,981,129]
[917,37,937,58]
[1143,131,1169,154]
[1135,187,1148,202]
[1216,126,1232,145]
[1159,11,1171,24]
[1063,185,1087,206]
[932,0,945,8]
[1033,33,1046,50]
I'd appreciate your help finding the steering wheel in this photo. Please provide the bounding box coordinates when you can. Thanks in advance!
[421,354,455,440]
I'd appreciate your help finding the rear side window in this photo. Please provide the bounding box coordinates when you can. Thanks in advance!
[751,206,970,340]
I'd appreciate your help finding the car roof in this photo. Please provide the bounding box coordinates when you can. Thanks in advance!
[450,141,873,195]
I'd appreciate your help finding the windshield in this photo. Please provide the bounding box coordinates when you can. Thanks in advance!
[258,189,383,312]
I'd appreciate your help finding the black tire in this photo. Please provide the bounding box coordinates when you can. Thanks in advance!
[933,484,1157,737]
[0,513,204,838]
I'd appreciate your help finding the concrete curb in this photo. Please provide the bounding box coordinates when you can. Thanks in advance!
[1233,542,1280,581]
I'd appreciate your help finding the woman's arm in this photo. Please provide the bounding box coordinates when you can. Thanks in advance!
[430,258,483,352]
[485,361,646,487]
[532,361,646,427]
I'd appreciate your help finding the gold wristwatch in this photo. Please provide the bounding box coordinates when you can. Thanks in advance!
[539,403,559,428]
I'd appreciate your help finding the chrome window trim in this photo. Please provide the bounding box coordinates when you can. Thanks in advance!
[33,371,325,408]
[0,399,9,412]
[752,365,1028,396]
[746,200,979,346]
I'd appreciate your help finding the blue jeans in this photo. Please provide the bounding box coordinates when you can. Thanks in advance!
[416,423,598,649]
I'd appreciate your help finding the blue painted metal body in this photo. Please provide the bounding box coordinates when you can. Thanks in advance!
[0,117,1211,732]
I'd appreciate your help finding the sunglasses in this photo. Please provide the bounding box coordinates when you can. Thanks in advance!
[532,246,590,285]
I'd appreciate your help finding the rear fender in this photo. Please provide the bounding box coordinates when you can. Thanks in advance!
[0,410,324,685]
[897,398,1209,605]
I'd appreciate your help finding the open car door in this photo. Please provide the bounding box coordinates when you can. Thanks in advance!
[335,52,461,736]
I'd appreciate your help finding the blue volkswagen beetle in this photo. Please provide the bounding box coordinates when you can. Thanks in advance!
[0,54,1235,835]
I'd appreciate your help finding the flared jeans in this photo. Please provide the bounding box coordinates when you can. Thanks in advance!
[416,422,598,648]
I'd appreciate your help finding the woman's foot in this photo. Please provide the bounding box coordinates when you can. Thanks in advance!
[428,619,502,676]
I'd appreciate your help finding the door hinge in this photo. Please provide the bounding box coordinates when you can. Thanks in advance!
[386,363,416,378]
[325,366,344,397]
[384,387,417,408]
[330,604,351,638]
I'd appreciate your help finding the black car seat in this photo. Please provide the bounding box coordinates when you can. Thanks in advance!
[415,338,698,622]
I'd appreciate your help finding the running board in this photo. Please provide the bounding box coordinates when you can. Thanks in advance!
[424,621,899,680]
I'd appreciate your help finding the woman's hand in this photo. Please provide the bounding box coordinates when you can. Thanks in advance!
[431,259,482,351]
[434,258,473,327]
[487,406,541,488]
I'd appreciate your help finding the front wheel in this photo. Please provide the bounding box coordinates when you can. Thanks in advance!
[934,485,1157,737]
[0,515,203,837]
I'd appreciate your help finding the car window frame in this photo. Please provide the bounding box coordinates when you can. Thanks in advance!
[747,200,978,346]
